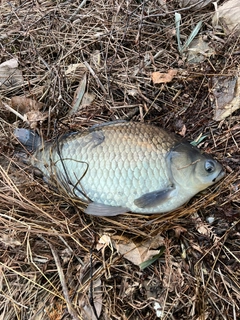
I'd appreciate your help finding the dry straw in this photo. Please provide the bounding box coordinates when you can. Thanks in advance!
[0,1,239,319]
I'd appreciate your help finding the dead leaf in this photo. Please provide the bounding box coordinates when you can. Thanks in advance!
[77,256,103,320]
[211,71,240,121]
[212,0,240,35]
[151,69,177,84]
[45,301,64,320]
[112,234,164,267]
[23,110,48,129]
[96,234,111,251]
[187,36,215,63]
[81,92,95,108]
[69,74,95,115]
[65,62,86,75]
[60,248,73,264]
[90,50,101,69]
[127,88,138,97]
[191,212,220,244]
[0,234,21,248]
[0,58,18,69]
[0,58,24,88]
[144,233,165,250]
[69,73,87,115]
[65,63,87,83]
[82,278,102,320]
[11,96,44,114]
[189,241,203,254]
[173,226,187,238]
[158,0,168,12]
[9,96,46,128]
[179,0,213,10]
[178,124,187,137]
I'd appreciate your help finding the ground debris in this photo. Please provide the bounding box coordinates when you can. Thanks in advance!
[0,0,239,319]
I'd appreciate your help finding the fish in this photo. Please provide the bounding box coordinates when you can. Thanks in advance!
[14,121,225,216]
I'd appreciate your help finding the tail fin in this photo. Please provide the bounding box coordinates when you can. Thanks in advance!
[14,128,41,152]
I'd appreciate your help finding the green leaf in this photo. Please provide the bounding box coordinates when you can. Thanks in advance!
[175,13,182,53]
[175,12,203,55]
[139,247,165,270]
[190,133,208,146]
[182,21,202,53]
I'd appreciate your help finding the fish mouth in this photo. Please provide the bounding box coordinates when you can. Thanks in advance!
[212,169,225,183]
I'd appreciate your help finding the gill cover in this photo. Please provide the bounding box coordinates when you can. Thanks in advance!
[168,142,224,191]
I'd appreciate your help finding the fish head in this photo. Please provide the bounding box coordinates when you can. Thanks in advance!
[168,142,225,194]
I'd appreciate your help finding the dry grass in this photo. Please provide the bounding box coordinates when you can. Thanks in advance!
[0,0,239,319]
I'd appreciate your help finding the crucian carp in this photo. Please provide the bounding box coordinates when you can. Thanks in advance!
[15,121,225,216]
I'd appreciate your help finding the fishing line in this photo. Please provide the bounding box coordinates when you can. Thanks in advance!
[54,134,92,202]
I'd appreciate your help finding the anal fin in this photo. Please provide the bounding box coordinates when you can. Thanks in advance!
[84,202,130,216]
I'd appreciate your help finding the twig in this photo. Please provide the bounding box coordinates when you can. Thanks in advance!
[47,239,80,320]
[2,101,25,121]
[83,61,107,95]
[69,0,88,21]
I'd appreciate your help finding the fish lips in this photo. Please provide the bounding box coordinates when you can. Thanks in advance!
[212,169,225,183]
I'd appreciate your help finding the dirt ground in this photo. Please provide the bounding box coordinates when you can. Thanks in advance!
[0,1,239,319]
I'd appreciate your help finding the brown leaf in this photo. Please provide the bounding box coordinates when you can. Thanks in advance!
[96,234,111,251]
[23,110,48,129]
[151,69,177,84]
[112,234,164,267]
[178,124,187,137]
[187,36,215,63]
[211,71,240,121]
[174,226,187,238]
[11,96,44,114]
[212,0,240,35]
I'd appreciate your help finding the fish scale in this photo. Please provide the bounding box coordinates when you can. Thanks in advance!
[37,123,173,209]
[15,121,225,216]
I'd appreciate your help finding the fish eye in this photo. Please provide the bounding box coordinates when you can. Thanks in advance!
[205,160,215,173]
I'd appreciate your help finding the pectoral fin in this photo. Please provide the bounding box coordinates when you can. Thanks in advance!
[134,186,175,208]
[85,202,130,216]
